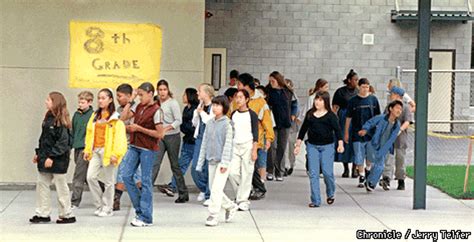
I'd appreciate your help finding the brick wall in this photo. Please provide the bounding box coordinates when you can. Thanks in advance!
[205,0,472,122]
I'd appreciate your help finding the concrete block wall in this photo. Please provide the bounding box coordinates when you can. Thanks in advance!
[205,0,472,122]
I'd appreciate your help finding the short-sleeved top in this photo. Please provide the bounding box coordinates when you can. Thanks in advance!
[332,86,358,110]
[346,95,381,142]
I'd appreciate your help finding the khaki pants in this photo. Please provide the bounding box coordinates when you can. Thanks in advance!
[383,148,407,180]
[208,162,234,217]
[86,148,116,212]
[36,172,73,218]
[229,141,255,205]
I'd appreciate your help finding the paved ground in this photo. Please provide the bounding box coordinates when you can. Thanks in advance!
[1,163,473,242]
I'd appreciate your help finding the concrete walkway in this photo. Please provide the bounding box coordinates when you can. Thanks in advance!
[1,165,473,242]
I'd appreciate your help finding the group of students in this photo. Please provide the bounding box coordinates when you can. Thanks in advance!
[29,68,414,227]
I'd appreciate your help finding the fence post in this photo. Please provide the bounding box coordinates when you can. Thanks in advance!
[463,137,473,193]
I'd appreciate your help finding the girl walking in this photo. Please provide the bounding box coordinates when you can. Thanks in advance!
[152,80,189,203]
[294,91,344,207]
[84,89,128,217]
[196,95,238,226]
[30,92,76,224]
[229,89,259,211]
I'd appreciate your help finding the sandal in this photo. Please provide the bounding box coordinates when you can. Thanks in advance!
[308,203,320,208]
[327,197,335,205]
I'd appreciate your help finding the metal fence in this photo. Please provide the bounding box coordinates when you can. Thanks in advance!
[397,68,473,192]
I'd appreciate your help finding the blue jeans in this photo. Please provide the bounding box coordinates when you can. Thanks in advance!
[117,158,141,184]
[256,149,267,169]
[169,142,195,191]
[366,143,387,187]
[353,141,369,166]
[306,143,336,206]
[122,146,158,224]
[190,137,210,199]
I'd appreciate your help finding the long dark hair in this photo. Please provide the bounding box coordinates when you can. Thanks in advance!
[309,78,328,95]
[46,92,71,129]
[343,69,358,85]
[269,71,287,89]
[94,88,116,122]
[157,79,173,98]
[310,91,332,114]
[185,87,199,106]
[269,71,294,101]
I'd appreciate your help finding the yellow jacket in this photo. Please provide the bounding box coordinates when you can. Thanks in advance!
[248,90,275,149]
[84,111,128,167]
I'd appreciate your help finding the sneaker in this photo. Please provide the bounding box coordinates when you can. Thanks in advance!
[29,215,51,223]
[225,204,238,222]
[397,179,405,190]
[287,168,294,176]
[238,202,250,211]
[249,191,265,200]
[97,210,114,217]
[381,177,391,191]
[94,207,102,216]
[131,219,153,227]
[203,199,211,207]
[365,181,375,192]
[275,177,284,182]
[357,176,365,188]
[205,216,218,226]
[56,217,76,224]
[266,174,274,181]
[197,192,205,202]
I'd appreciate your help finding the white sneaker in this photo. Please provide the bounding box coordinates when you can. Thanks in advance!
[197,192,205,202]
[97,210,114,217]
[203,199,211,207]
[94,207,102,216]
[238,202,250,211]
[131,219,153,227]
[225,204,238,222]
[205,216,218,226]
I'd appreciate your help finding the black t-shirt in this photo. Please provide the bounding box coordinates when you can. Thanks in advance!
[298,111,342,146]
[332,86,358,110]
[346,95,381,142]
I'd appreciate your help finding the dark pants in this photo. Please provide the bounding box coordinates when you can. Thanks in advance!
[267,128,290,177]
[71,148,88,207]
[252,163,267,193]
[152,133,188,198]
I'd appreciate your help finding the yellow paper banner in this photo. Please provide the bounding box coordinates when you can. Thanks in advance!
[69,20,162,88]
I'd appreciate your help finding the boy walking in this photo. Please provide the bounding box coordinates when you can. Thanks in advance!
[358,100,403,192]
[70,91,94,209]
[380,87,413,191]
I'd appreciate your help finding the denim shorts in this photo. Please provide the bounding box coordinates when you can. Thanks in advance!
[353,141,369,166]
[256,149,267,169]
